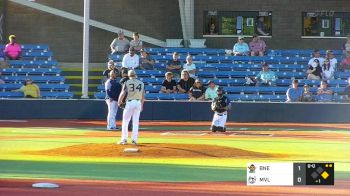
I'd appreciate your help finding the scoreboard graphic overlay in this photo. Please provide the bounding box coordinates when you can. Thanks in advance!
[247,162,334,186]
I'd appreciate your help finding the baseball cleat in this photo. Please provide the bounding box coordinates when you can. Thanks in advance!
[131,140,137,145]
[108,127,119,131]
[118,140,127,145]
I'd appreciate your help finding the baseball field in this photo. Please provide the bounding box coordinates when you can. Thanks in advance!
[0,120,349,195]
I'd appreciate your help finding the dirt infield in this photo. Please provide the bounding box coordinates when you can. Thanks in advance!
[1,179,349,196]
[28,143,279,158]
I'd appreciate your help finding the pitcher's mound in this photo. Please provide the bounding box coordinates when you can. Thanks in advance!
[31,143,279,158]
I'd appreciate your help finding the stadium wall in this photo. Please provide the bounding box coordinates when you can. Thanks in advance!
[0,100,349,123]
[4,0,350,62]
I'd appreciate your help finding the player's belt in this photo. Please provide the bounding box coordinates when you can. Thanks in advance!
[217,113,227,116]
[128,99,140,102]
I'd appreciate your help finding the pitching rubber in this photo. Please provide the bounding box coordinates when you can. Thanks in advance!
[123,148,140,153]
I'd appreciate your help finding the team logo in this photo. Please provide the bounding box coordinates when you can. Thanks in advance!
[248,176,256,184]
[248,164,256,173]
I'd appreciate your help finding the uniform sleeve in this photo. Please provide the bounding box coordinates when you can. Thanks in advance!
[205,88,209,99]
[105,80,112,98]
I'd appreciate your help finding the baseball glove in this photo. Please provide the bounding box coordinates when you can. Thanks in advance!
[119,101,126,109]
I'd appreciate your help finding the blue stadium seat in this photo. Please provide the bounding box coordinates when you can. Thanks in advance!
[8,60,58,68]
[135,70,165,77]
[3,76,65,83]
[94,92,105,99]
[0,84,69,92]
[1,68,61,76]
[139,77,163,85]
[0,92,24,98]
[40,92,74,99]
[335,72,350,80]
[21,44,50,51]
[145,85,161,93]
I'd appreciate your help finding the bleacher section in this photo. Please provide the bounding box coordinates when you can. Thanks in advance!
[0,44,73,99]
[95,48,349,102]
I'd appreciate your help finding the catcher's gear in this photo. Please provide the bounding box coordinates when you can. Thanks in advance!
[211,95,231,113]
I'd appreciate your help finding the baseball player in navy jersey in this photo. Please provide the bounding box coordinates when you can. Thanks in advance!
[118,70,145,145]
[211,87,231,132]
[105,71,122,130]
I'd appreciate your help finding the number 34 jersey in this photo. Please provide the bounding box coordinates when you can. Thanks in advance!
[124,79,145,101]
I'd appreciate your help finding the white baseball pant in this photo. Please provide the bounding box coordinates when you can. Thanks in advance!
[106,99,118,129]
[121,100,142,142]
[211,111,227,128]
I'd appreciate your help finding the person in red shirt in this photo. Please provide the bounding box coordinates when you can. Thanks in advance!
[4,35,21,60]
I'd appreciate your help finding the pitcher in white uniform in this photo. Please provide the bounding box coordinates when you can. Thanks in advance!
[118,70,145,145]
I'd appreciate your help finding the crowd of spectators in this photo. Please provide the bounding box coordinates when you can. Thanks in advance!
[104,31,350,102]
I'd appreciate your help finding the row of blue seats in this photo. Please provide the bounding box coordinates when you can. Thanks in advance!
[198,71,308,79]
[133,77,349,87]
[267,49,343,57]
[146,48,344,57]
[110,54,317,64]
[0,84,70,92]
[0,91,73,99]
[97,84,346,95]
[1,68,61,76]
[95,91,347,102]
[151,63,308,72]
[8,60,57,68]
[3,76,65,83]
[0,44,50,51]
[147,48,226,55]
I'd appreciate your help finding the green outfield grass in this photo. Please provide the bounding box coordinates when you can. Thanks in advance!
[0,125,349,182]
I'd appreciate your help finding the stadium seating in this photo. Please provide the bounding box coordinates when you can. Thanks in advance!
[0,44,72,99]
[98,47,350,102]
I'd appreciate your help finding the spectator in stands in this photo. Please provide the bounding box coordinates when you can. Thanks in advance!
[301,84,314,102]
[249,35,266,56]
[307,59,322,80]
[316,81,333,102]
[343,78,350,102]
[325,50,338,70]
[119,67,129,85]
[340,51,350,71]
[166,52,182,78]
[4,35,21,60]
[205,80,218,101]
[286,79,303,102]
[308,49,325,67]
[139,49,155,70]
[183,55,196,78]
[177,70,195,93]
[110,31,130,54]
[0,71,5,84]
[233,36,250,56]
[255,63,277,86]
[13,79,40,98]
[321,58,335,80]
[343,34,350,54]
[102,60,119,84]
[122,47,140,69]
[130,32,143,54]
[160,72,177,93]
[256,16,269,36]
[189,79,206,101]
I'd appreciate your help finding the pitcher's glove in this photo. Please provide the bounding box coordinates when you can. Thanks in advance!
[118,101,126,109]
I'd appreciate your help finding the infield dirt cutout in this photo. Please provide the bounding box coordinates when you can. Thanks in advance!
[29,143,280,158]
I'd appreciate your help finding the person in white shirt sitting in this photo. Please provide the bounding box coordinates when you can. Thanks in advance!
[308,49,325,68]
[122,47,140,69]
[183,55,196,78]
